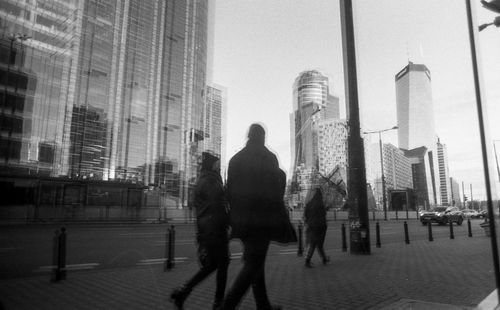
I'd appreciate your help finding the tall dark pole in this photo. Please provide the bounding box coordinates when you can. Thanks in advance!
[339,0,370,254]
[465,0,500,301]
[378,132,388,220]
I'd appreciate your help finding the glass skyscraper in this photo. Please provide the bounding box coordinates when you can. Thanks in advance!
[1,0,211,212]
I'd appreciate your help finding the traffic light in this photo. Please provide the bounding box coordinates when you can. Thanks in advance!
[464,195,468,202]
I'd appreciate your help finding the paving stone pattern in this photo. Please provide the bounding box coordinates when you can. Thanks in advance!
[0,237,496,309]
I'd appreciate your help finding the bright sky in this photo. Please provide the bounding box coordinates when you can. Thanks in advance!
[213,0,500,200]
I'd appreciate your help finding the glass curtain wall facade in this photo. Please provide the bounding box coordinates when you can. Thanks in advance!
[0,0,209,209]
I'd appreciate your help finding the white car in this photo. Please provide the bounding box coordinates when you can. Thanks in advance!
[461,209,479,218]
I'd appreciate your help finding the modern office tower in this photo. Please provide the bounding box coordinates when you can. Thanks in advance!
[450,177,461,206]
[203,84,227,164]
[395,62,436,150]
[1,1,211,208]
[290,70,339,178]
[403,147,435,209]
[0,1,75,175]
[395,62,439,205]
[437,138,451,205]
[369,142,413,208]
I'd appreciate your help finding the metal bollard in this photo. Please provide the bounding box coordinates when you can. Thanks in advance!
[376,222,381,248]
[404,221,410,244]
[428,222,433,242]
[52,227,67,282]
[341,223,347,252]
[334,209,337,221]
[449,219,454,239]
[372,211,376,221]
[297,222,303,256]
[396,210,399,221]
[59,227,66,280]
[468,219,473,237]
[164,225,175,271]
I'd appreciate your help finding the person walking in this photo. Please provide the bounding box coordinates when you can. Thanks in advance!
[170,152,230,310]
[219,123,293,310]
[304,187,330,268]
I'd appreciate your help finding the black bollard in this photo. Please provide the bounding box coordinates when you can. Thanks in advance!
[427,222,433,242]
[396,210,399,221]
[341,223,347,252]
[164,225,175,271]
[449,219,454,239]
[404,221,410,244]
[468,219,473,237]
[297,222,303,256]
[58,227,67,280]
[372,211,376,221]
[334,209,337,221]
[51,229,60,282]
[376,222,381,248]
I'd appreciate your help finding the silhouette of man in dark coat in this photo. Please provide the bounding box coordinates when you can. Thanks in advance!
[220,123,283,310]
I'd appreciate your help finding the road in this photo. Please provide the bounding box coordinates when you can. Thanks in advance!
[0,218,488,279]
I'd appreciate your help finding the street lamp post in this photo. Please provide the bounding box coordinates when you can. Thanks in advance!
[363,126,398,221]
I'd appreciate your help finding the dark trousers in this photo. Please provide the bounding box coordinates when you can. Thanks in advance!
[185,243,229,303]
[306,226,327,261]
[221,237,271,310]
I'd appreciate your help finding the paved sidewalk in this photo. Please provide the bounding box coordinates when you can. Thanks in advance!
[1,236,496,309]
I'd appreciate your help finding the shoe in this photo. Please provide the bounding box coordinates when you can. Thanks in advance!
[170,286,190,310]
[322,256,330,265]
[305,260,313,268]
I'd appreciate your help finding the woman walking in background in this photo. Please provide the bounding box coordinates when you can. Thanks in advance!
[304,187,330,268]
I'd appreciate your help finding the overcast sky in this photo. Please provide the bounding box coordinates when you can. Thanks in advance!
[213,0,500,200]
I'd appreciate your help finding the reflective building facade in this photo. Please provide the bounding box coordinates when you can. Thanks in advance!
[1,0,211,209]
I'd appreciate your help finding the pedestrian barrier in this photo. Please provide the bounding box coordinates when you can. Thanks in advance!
[468,219,473,237]
[375,222,381,248]
[449,219,455,239]
[164,225,176,271]
[341,223,347,252]
[428,222,434,242]
[297,222,303,256]
[51,227,66,282]
[404,221,410,244]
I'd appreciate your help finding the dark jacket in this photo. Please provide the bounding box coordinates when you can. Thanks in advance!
[194,169,229,246]
[227,140,288,240]
[304,189,327,230]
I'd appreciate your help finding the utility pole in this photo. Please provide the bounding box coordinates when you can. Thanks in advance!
[466,0,500,301]
[339,0,370,254]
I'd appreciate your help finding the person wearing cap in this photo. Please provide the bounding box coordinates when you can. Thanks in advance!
[170,152,230,310]
[219,123,285,310]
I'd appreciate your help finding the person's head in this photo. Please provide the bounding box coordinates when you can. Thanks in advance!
[247,123,265,145]
[201,152,220,172]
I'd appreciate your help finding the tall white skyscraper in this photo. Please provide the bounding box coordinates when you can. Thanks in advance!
[204,84,227,166]
[395,62,440,206]
[395,62,436,150]
[437,138,451,205]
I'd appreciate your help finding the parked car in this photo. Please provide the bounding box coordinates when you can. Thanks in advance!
[462,209,479,218]
[420,206,464,226]
[478,210,488,219]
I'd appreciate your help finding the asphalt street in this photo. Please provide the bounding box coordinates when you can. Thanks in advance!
[0,218,488,280]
